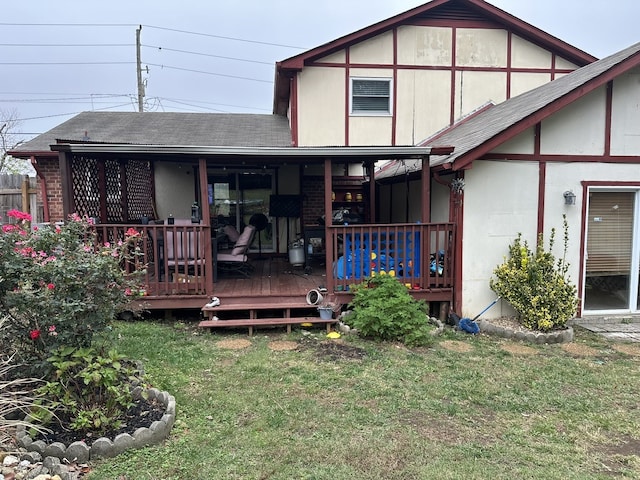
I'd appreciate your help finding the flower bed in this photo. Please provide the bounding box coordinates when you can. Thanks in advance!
[16,387,175,464]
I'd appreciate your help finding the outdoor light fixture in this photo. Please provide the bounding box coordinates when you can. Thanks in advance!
[563,190,576,205]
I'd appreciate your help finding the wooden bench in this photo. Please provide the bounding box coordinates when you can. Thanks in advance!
[201,302,318,320]
[198,317,336,336]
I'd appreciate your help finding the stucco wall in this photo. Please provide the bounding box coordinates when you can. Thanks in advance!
[461,161,539,319]
[296,25,576,147]
[610,67,640,155]
[540,86,607,155]
[154,162,196,220]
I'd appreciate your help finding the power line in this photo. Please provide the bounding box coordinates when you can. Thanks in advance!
[161,96,270,111]
[3,102,136,123]
[0,22,306,50]
[0,43,132,47]
[142,44,273,65]
[143,24,306,50]
[145,63,271,83]
[0,61,134,66]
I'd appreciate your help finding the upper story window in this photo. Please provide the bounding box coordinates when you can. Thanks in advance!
[350,78,392,116]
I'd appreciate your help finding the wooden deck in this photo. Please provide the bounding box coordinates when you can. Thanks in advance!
[212,256,328,302]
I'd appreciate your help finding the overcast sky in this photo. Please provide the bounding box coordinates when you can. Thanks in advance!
[2,0,639,143]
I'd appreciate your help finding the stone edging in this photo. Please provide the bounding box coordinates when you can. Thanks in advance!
[429,317,445,336]
[478,319,574,343]
[14,387,175,478]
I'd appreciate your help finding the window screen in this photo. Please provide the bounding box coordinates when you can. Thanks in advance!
[351,78,391,114]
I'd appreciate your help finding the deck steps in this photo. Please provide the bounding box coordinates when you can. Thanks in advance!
[200,299,336,335]
[198,317,336,336]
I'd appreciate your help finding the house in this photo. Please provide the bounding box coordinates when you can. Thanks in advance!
[11,0,637,320]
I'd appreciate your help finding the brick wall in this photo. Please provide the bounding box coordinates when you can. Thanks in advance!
[302,176,325,224]
[38,157,64,222]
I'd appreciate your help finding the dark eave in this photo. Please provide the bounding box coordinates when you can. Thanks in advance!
[50,143,454,163]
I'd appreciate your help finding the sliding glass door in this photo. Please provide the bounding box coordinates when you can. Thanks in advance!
[208,170,274,253]
[584,190,639,312]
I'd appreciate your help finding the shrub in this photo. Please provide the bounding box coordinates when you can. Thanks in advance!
[0,317,50,445]
[32,346,143,436]
[490,217,578,331]
[348,274,433,346]
[0,211,146,377]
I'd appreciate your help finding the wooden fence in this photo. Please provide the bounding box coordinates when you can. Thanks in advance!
[0,174,41,223]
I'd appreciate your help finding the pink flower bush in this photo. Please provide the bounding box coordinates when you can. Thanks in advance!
[0,212,146,375]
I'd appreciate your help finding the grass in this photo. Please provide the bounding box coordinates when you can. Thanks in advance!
[86,320,640,480]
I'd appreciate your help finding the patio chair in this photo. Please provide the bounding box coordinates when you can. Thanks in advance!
[216,224,256,278]
[165,220,206,280]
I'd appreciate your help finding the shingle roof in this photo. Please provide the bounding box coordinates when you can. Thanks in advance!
[12,112,292,154]
[423,41,640,170]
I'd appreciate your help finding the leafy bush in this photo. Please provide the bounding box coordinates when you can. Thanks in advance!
[348,274,433,346]
[33,346,143,435]
[0,316,50,444]
[0,211,145,376]
[490,217,578,331]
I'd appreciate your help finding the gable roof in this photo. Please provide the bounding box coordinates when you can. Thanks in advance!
[422,41,640,171]
[273,0,597,114]
[11,112,292,157]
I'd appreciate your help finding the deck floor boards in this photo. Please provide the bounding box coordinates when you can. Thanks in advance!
[215,257,326,301]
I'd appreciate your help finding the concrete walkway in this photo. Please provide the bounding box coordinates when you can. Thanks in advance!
[571,317,640,342]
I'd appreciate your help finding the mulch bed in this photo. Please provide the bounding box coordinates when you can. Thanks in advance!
[35,397,166,446]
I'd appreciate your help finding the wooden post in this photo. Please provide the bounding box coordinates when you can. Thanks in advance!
[21,176,29,214]
[324,158,334,294]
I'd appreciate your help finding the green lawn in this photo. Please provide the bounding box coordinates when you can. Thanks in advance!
[87,320,640,479]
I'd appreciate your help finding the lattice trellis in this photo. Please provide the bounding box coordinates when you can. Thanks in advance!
[126,160,155,220]
[71,156,100,218]
[71,156,154,223]
[105,159,124,222]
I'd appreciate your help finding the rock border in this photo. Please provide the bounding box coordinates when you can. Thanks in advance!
[478,319,574,344]
[14,387,175,479]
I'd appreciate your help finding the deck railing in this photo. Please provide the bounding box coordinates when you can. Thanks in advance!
[93,223,214,297]
[326,223,455,294]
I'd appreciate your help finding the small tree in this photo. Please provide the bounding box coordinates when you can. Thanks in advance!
[490,217,578,331]
[0,109,29,174]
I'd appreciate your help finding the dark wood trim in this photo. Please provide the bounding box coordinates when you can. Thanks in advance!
[98,160,108,222]
[392,27,398,146]
[291,76,299,146]
[324,158,334,293]
[480,153,640,163]
[422,157,431,223]
[344,48,350,146]
[119,161,129,222]
[537,161,546,237]
[506,31,512,99]
[450,27,457,126]
[58,151,73,218]
[452,172,464,314]
[534,123,544,236]
[198,157,214,296]
[604,81,613,156]
[308,61,575,75]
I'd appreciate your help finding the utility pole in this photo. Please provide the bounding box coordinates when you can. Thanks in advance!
[136,25,144,112]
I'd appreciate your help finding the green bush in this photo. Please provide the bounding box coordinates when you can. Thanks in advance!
[348,274,433,346]
[33,346,143,435]
[490,217,578,331]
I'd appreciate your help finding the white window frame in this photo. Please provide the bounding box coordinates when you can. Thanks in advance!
[349,77,393,116]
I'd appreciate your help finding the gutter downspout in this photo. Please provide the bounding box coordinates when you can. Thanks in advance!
[30,156,50,222]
